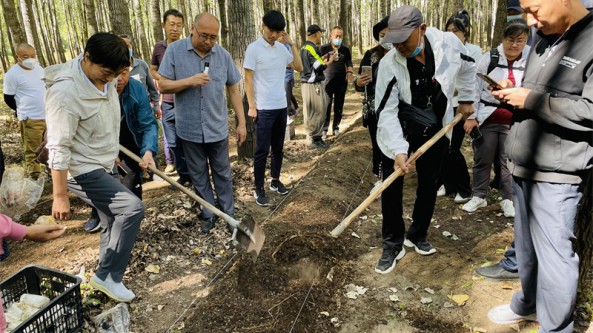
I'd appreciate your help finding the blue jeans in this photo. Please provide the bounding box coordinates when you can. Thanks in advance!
[254,108,287,189]
[161,102,188,178]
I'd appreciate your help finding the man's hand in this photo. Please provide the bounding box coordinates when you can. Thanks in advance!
[52,195,70,221]
[394,153,409,174]
[140,151,156,171]
[115,156,121,166]
[457,103,475,120]
[281,31,292,45]
[25,224,66,242]
[323,52,336,65]
[248,106,257,121]
[186,73,210,87]
[464,119,479,135]
[152,103,162,119]
[492,88,531,109]
[346,71,354,83]
[236,123,247,146]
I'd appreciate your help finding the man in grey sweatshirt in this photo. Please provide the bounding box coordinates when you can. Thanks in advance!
[487,1,593,331]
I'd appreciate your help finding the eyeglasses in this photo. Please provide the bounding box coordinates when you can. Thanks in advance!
[167,22,183,29]
[504,37,527,45]
[196,30,218,42]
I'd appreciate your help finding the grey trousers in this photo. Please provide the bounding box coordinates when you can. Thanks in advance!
[181,138,234,219]
[301,82,327,141]
[511,178,582,333]
[68,169,144,282]
[471,124,512,200]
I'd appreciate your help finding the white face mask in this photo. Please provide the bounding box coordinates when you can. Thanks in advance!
[21,58,37,70]
[379,37,393,50]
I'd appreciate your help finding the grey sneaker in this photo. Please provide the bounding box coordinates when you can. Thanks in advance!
[254,188,270,206]
[475,263,519,280]
[375,247,406,274]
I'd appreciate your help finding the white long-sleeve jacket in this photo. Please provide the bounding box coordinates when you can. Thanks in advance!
[375,27,477,159]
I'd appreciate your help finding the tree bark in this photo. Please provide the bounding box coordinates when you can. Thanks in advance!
[227,0,257,160]
[151,0,164,42]
[2,0,25,61]
[107,0,133,35]
[492,0,506,48]
[218,0,229,48]
[296,0,306,43]
[20,0,47,66]
[85,0,99,37]
[338,0,352,47]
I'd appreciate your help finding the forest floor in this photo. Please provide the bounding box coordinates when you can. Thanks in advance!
[1,73,592,333]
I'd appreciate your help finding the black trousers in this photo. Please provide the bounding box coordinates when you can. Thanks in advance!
[439,121,472,197]
[365,113,381,176]
[323,78,348,131]
[381,134,447,250]
[0,140,4,184]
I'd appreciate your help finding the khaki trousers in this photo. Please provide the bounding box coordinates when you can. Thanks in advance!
[301,82,327,141]
[19,119,46,178]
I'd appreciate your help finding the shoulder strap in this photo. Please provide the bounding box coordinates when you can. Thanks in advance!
[303,44,326,65]
[487,48,500,75]
[376,76,398,117]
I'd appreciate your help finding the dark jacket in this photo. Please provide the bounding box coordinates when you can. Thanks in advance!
[506,11,593,184]
[320,43,353,82]
[120,78,159,156]
[300,41,327,83]
[355,45,387,97]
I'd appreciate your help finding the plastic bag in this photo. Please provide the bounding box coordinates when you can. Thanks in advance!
[0,166,45,221]
[93,303,130,333]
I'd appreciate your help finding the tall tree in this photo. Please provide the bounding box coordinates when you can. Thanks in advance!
[107,0,133,34]
[295,0,306,43]
[20,0,46,66]
[151,0,164,42]
[131,0,150,60]
[84,0,99,37]
[218,0,229,48]
[338,0,352,46]
[227,0,257,159]
[1,0,24,61]
[491,0,506,48]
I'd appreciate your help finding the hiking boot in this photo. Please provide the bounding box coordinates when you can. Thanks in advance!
[164,164,176,175]
[90,274,135,302]
[84,211,101,233]
[270,180,290,195]
[462,196,487,212]
[475,263,519,280]
[375,247,406,274]
[488,304,537,325]
[254,188,270,206]
[437,185,446,197]
[310,139,330,149]
[404,239,437,255]
[500,199,515,218]
[454,193,471,204]
[200,216,217,233]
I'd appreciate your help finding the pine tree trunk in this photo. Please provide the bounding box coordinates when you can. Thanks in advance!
[296,0,305,42]
[227,0,257,160]
[131,0,150,60]
[151,0,164,42]
[85,0,99,37]
[492,0,506,48]
[2,0,25,60]
[0,26,10,72]
[37,0,56,65]
[338,0,352,46]
[218,0,229,48]
[20,0,47,66]
[107,0,133,34]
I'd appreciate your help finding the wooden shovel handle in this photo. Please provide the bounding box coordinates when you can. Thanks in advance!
[330,113,464,237]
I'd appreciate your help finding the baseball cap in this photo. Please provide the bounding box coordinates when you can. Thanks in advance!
[307,24,326,36]
[508,0,524,12]
[382,6,424,44]
[373,16,390,42]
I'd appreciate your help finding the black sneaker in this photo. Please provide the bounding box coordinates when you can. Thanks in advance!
[200,216,217,233]
[374,247,406,274]
[270,180,290,195]
[404,239,437,255]
[84,212,101,233]
[254,188,269,206]
[309,139,329,149]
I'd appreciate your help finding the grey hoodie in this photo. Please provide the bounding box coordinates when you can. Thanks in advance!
[43,56,120,177]
[506,11,593,184]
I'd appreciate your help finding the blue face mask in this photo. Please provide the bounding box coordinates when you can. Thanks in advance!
[129,48,133,58]
[507,15,523,22]
[332,38,342,47]
[407,30,424,58]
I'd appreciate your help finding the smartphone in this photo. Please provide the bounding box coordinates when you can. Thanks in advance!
[470,127,482,141]
[362,66,372,81]
[477,73,503,90]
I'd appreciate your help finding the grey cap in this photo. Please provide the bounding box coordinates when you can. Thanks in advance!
[382,6,424,44]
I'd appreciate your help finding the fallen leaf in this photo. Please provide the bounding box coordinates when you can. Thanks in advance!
[442,231,452,237]
[496,213,503,217]
[389,295,400,302]
[346,291,358,299]
[202,258,213,266]
[443,302,454,308]
[360,215,368,220]
[326,267,335,282]
[351,232,360,239]
[451,235,459,241]
[193,248,202,255]
[389,287,398,293]
[330,317,340,327]
[145,264,160,274]
[158,305,164,311]
[433,224,440,229]
[420,297,433,304]
[501,283,513,290]
[473,327,488,333]
[448,294,469,306]
[319,311,330,317]
[424,288,435,295]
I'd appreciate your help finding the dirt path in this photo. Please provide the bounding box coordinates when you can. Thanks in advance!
[2,79,591,332]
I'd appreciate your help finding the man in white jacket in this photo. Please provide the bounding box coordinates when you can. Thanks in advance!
[373,6,476,274]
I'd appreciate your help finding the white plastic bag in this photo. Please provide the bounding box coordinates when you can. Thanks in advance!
[93,303,130,333]
[0,166,45,221]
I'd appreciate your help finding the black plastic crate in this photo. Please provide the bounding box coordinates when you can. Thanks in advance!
[1,265,83,333]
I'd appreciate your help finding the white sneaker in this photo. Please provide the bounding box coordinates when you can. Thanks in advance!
[437,185,446,197]
[500,199,515,218]
[333,129,340,136]
[164,164,176,175]
[454,193,471,204]
[90,274,135,302]
[322,130,328,141]
[488,304,537,325]
[462,196,487,212]
[152,174,166,182]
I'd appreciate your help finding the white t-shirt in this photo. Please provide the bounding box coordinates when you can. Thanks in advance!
[3,64,46,120]
[244,37,294,110]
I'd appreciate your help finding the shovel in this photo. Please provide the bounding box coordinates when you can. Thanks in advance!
[119,145,265,260]
[330,113,464,237]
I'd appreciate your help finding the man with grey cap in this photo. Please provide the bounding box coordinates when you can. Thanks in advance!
[373,5,476,274]
[300,24,336,149]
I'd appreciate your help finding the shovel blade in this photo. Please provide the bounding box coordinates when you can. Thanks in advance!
[234,215,265,261]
